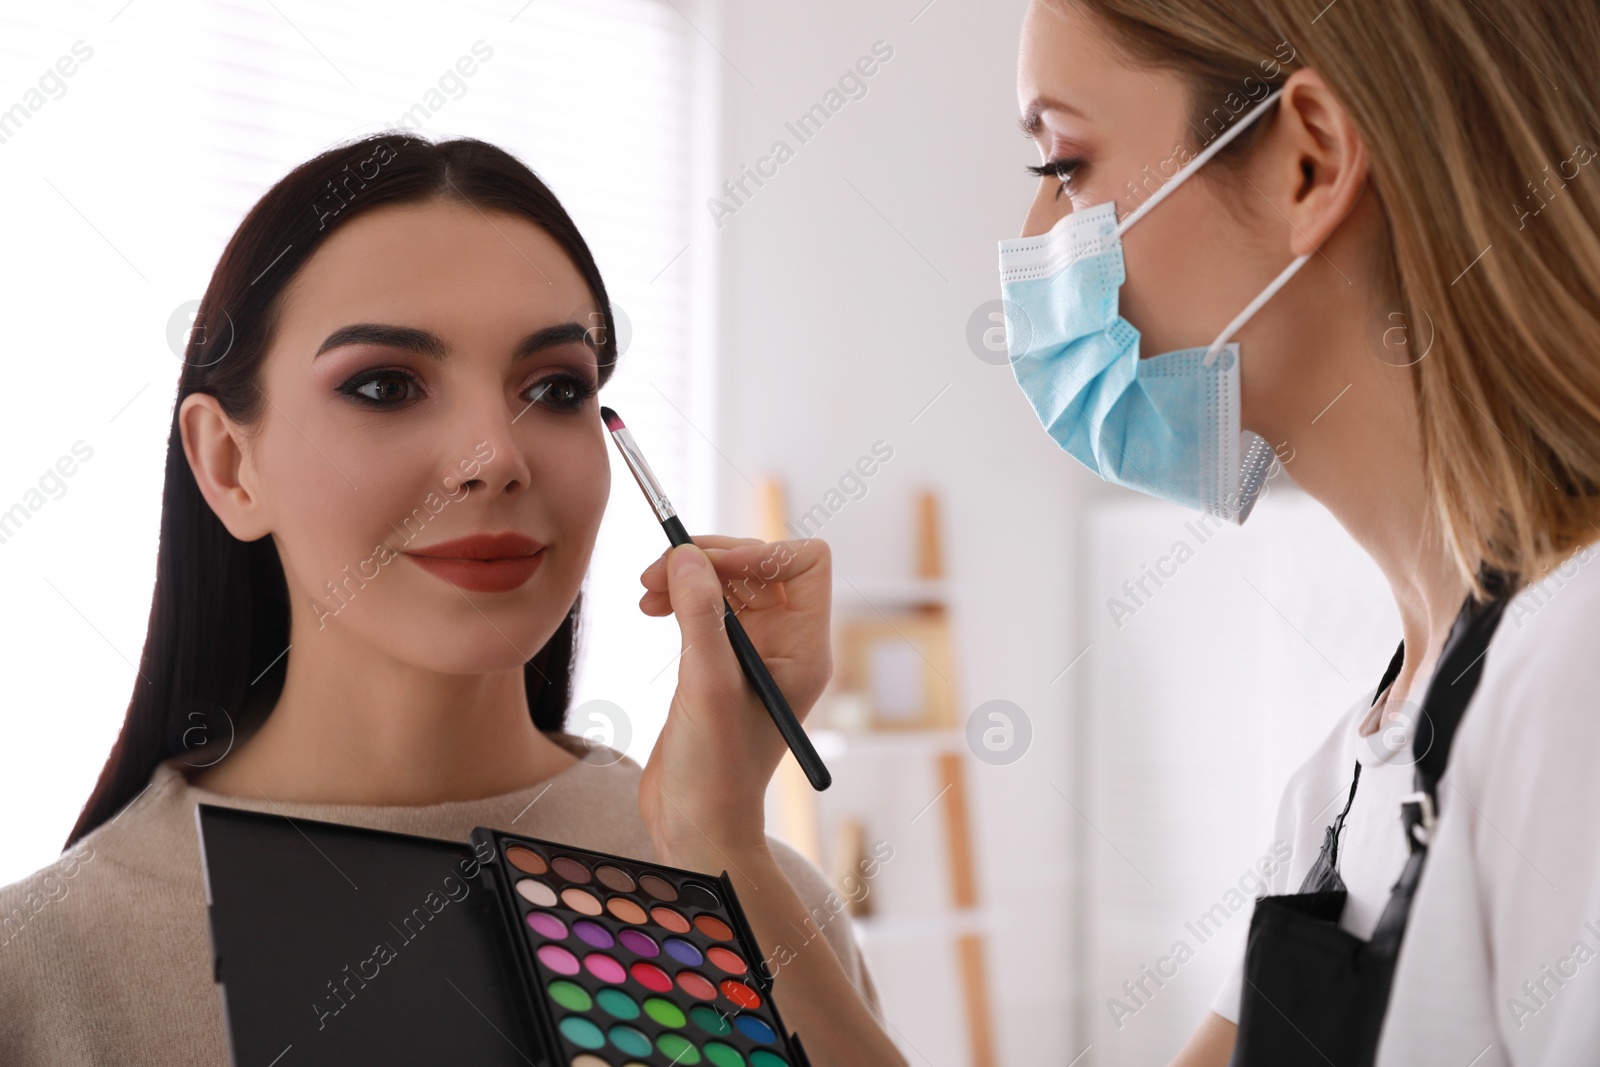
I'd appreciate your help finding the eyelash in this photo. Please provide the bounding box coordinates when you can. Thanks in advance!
[1027,157,1085,199]
[337,369,599,412]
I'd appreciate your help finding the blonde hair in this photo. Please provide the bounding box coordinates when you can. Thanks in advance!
[1071,0,1600,598]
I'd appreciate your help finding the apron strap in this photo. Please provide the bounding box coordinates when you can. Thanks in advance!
[1412,569,1515,802]
[1368,569,1512,954]
[1374,640,1406,708]
[1296,640,1404,893]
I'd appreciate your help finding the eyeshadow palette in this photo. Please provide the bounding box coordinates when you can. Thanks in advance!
[472,826,812,1067]
[195,805,813,1067]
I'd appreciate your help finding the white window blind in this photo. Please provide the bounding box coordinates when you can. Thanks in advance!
[0,0,704,887]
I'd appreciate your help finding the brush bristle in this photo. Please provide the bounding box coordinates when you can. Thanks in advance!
[600,406,625,432]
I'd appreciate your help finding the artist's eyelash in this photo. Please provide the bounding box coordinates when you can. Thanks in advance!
[336,369,598,411]
[1027,157,1085,199]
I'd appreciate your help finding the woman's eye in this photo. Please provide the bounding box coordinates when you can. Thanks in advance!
[523,374,597,412]
[336,369,596,411]
[1026,158,1085,200]
[340,370,421,407]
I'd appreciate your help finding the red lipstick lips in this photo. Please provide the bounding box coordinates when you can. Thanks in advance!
[402,532,546,593]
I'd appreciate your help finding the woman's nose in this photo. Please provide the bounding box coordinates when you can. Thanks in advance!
[445,395,534,497]
[1020,182,1070,239]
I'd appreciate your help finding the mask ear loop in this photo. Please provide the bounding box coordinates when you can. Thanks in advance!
[1113,86,1287,239]
[1095,83,1312,370]
[1202,251,1313,367]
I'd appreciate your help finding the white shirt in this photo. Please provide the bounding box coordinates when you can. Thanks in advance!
[1212,537,1600,1066]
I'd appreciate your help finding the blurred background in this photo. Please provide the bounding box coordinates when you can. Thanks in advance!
[0,1,1400,1062]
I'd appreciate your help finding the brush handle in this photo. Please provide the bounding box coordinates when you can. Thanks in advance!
[662,516,832,791]
[720,603,833,790]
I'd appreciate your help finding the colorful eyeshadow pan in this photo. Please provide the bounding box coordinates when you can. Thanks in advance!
[583,952,626,984]
[735,1015,777,1043]
[643,997,687,1028]
[551,856,592,883]
[515,878,557,907]
[525,911,567,940]
[559,1015,605,1049]
[630,961,673,992]
[595,864,636,892]
[664,937,704,965]
[638,873,679,901]
[707,946,746,974]
[618,929,658,957]
[536,944,580,976]
[572,920,614,948]
[721,979,761,1009]
[651,906,691,933]
[547,980,591,1012]
[657,1032,702,1064]
[608,1024,652,1057]
[749,1052,789,1067]
[690,1004,732,1035]
[506,846,547,874]
[694,914,734,941]
[597,988,640,1020]
[680,881,721,910]
[705,1042,746,1067]
[570,1057,608,1067]
[607,897,648,924]
[562,887,603,915]
[677,971,717,1001]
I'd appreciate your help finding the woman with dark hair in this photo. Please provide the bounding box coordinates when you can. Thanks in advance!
[0,133,903,1065]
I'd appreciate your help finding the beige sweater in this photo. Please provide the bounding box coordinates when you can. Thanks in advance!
[0,738,876,1064]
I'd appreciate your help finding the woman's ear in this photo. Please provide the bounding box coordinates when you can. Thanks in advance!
[1276,67,1370,255]
[179,392,272,542]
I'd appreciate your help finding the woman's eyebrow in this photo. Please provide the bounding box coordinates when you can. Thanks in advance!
[313,321,592,362]
[1018,95,1089,137]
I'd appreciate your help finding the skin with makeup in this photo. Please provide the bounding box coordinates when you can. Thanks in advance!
[1014,2,1474,1063]
[176,197,905,1066]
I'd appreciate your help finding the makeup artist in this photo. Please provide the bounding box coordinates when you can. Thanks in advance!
[0,135,906,1066]
[1005,2,1600,1065]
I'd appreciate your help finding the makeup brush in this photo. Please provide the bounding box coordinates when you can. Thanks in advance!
[601,406,832,791]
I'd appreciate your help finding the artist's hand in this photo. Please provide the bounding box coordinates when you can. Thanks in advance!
[635,536,831,868]
[637,536,906,1067]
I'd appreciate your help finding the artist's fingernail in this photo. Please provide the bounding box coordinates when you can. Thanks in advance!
[672,546,707,577]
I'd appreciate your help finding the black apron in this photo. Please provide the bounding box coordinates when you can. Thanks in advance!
[1230,575,1511,1067]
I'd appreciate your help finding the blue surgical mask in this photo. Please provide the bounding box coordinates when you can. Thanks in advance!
[997,88,1309,524]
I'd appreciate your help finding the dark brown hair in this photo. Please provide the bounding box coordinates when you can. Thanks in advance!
[65,133,620,848]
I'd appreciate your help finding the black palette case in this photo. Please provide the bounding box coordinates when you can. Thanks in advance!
[196,804,812,1067]
[196,804,539,1064]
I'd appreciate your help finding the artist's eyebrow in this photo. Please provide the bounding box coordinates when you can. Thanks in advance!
[1018,95,1089,138]
[313,321,593,362]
